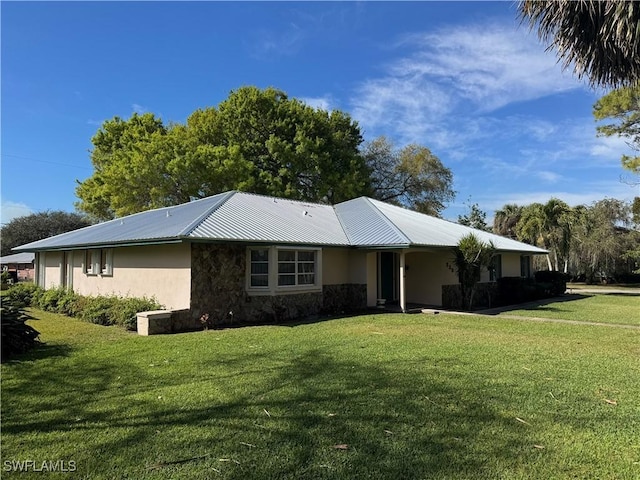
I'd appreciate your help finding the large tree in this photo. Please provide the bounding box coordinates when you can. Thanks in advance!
[593,85,640,175]
[493,204,523,239]
[457,202,490,232]
[1,211,91,256]
[360,136,455,216]
[519,0,640,88]
[76,87,369,220]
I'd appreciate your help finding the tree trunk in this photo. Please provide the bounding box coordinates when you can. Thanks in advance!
[546,254,553,271]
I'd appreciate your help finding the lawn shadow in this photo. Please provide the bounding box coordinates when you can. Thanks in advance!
[2,346,548,479]
[479,294,591,316]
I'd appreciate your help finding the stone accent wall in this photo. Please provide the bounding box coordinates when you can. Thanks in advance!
[322,284,367,315]
[190,243,367,328]
[442,282,499,310]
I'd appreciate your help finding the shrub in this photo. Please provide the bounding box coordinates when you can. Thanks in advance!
[79,296,120,326]
[4,282,42,308]
[1,298,41,362]
[108,297,162,330]
[36,287,68,312]
[534,271,569,296]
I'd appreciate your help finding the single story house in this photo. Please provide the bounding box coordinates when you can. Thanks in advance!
[13,191,546,326]
[1,252,35,283]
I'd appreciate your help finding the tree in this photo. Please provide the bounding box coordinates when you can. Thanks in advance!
[519,0,640,88]
[1,211,91,256]
[515,199,571,271]
[452,233,496,310]
[493,204,523,238]
[76,87,370,221]
[457,201,490,231]
[593,85,640,176]
[361,136,455,216]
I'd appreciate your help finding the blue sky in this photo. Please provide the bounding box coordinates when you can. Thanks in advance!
[2,1,638,225]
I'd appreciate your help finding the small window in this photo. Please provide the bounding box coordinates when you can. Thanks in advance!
[490,254,502,282]
[84,249,113,276]
[250,249,269,287]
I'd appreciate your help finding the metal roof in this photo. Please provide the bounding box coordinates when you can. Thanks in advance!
[0,252,35,264]
[13,191,546,254]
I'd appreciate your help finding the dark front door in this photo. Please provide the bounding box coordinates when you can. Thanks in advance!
[380,252,397,304]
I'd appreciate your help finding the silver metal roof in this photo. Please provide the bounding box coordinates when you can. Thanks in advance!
[13,191,546,254]
[0,252,35,264]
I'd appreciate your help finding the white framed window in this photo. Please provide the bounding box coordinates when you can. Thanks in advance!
[249,248,269,288]
[246,246,321,294]
[83,248,113,276]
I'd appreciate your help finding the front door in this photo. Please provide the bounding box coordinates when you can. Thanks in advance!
[379,252,398,304]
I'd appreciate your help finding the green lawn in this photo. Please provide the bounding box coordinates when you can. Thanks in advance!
[2,309,639,479]
[499,293,640,326]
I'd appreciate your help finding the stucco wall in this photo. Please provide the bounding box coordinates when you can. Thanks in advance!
[366,252,377,307]
[502,253,522,277]
[44,251,63,289]
[322,248,368,285]
[405,250,459,306]
[72,243,191,310]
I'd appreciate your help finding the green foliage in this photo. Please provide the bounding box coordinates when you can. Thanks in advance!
[593,85,640,175]
[519,0,640,88]
[76,87,370,221]
[4,282,41,308]
[5,283,161,330]
[452,233,496,310]
[534,270,569,296]
[361,136,455,216]
[0,297,40,362]
[457,200,490,231]
[0,210,91,256]
[492,204,523,238]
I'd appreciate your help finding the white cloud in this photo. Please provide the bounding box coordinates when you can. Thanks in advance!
[1,200,33,224]
[132,103,147,114]
[536,171,562,183]
[350,21,583,145]
[300,96,333,111]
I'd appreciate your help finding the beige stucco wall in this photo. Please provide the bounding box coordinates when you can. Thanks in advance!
[71,243,191,310]
[43,251,63,289]
[405,250,459,306]
[322,248,368,285]
[502,253,522,277]
[366,252,377,307]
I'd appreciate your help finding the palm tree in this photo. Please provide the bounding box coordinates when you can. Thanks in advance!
[493,204,523,239]
[452,233,496,310]
[519,0,640,88]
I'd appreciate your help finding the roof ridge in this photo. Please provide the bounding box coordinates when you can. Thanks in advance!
[179,190,237,237]
[361,197,411,245]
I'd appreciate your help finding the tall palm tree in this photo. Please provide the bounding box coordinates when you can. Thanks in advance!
[519,0,640,88]
[493,204,523,239]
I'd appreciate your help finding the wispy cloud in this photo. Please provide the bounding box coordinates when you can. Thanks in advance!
[300,96,333,111]
[132,103,147,114]
[1,200,33,224]
[350,21,583,145]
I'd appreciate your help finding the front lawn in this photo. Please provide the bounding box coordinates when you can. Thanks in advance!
[499,293,640,326]
[1,309,639,479]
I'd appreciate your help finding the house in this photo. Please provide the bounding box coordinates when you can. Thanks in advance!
[0,252,35,283]
[13,191,546,327]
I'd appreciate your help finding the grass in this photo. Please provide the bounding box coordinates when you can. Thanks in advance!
[1,308,639,479]
[567,282,640,290]
[499,293,640,326]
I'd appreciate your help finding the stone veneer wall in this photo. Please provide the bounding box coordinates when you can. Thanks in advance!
[190,243,367,328]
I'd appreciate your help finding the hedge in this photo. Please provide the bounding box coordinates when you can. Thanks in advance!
[4,284,162,331]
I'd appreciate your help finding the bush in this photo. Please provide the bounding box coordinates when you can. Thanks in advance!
[108,297,162,330]
[4,282,42,308]
[1,298,41,362]
[534,271,569,296]
[36,287,68,312]
[79,296,120,326]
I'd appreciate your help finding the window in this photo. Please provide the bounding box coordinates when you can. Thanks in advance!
[250,249,269,287]
[278,250,316,287]
[84,249,113,276]
[489,254,502,282]
[247,247,321,293]
[520,255,531,278]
